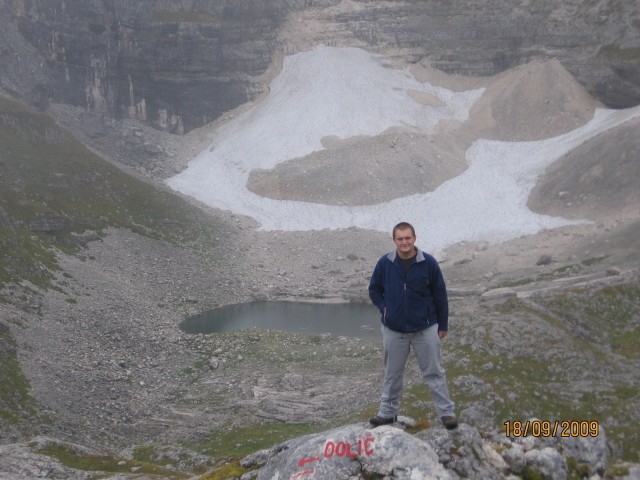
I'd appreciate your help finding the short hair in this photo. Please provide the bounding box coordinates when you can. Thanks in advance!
[392,222,416,239]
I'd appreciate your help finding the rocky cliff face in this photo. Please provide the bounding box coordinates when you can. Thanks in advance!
[0,0,336,133]
[1,0,638,133]
[241,421,613,480]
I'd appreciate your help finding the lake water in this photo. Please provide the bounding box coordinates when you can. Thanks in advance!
[179,301,383,339]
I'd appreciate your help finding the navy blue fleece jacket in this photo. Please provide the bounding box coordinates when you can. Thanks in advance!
[368,247,448,333]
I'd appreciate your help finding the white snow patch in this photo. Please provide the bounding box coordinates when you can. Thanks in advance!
[166,45,640,252]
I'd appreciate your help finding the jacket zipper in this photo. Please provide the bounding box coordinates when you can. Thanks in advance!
[404,264,408,311]
[402,282,406,319]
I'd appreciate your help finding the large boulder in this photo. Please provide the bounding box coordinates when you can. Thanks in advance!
[250,423,453,480]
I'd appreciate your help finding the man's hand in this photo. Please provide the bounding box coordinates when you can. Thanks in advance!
[438,330,448,339]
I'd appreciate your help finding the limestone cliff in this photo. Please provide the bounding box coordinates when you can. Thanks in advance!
[1,0,638,133]
[0,0,335,133]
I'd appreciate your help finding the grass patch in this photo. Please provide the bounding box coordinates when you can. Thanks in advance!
[532,280,640,360]
[199,422,321,459]
[441,286,640,462]
[132,446,213,475]
[538,263,576,280]
[496,277,536,288]
[495,298,611,362]
[607,464,630,477]
[0,94,221,293]
[38,442,190,478]
[0,94,227,435]
[194,406,390,469]
[0,323,40,426]
[439,345,591,422]
[198,460,246,480]
[522,466,545,480]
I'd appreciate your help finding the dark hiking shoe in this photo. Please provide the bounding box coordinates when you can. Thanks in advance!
[441,416,459,430]
[369,415,397,427]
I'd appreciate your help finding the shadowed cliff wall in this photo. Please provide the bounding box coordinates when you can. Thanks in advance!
[1,0,638,133]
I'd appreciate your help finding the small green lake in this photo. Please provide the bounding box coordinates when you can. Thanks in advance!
[180,301,382,339]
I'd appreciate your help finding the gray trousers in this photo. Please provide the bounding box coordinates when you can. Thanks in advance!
[378,323,455,419]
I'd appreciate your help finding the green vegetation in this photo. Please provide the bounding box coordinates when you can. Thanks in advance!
[530,282,640,460]
[450,282,639,460]
[0,324,40,426]
[198,461,246,480]
[408,344,601,425]
[607,464,630,477]
[0,94,220,296]
[522,466,544,480]
[0,93,226,436]
[132,446,213,475]
[411,343,638,460]
[566,456,593,479]
[496,277,536,288]
[152,9,218,23]
[37,442,190,478]
[201,422,320,459]
[534,281,640,360]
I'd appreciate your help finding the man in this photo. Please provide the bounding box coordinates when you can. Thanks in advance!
[368,221,457,430]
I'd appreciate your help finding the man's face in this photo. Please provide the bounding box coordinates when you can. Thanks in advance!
[393,228,416,257]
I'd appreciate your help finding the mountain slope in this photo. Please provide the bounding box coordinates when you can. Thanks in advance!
[0,94,221,295]
[529,116,640,223]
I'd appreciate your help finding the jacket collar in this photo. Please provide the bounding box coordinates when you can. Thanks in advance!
[387,247,426,263]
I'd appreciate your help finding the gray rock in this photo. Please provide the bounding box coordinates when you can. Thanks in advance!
[458,403,497,431]
[453,374,491,395]
[255,424,452,480]
[483,443,509,474]
[615,463,640,480]
[525,447,568,480]
[501,443,526,474]
[0,441,94,480]
[241,470,260,480]
[241,445,286,468]
[207,357,219,370]
[537,255,553,266]
[560,428,608,476]
[3,0,639,138]
[516,434,539,452]
[417,424,503,479]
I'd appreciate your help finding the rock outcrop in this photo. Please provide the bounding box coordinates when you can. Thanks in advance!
[1,0,638,134]
[237,420,639,480]
[1,419,638,479]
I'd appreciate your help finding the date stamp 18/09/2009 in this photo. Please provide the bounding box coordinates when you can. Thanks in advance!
[504,420,600,438]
